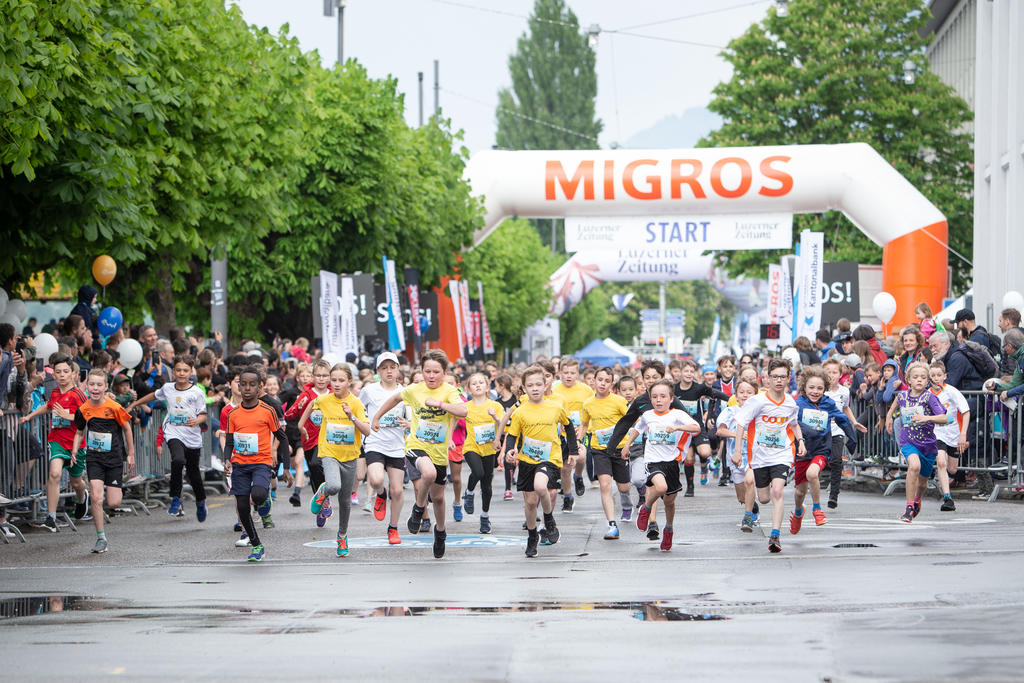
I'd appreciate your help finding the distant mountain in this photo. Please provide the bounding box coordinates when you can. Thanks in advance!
[623,107,723,150]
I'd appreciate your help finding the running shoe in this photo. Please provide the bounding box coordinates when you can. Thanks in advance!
[433,527,446,559]
[336,534,348,557]
[741,513,754,533]
[261,515,275,529]
[827,498,838,510]
[768,534,781,554]
[463,492,475,515]
[196,500,208,523]
[940,496,956,512]
[718,476,729,487]
[899,504,914,523]
[574,476,585,497]
[256,496,272,519]
[684,483,695,498]
[635,504,651,532]
[660,529,673,551]
[247,544,265,562]
[388,527,401,545]
[289,491,301,507]
[543,522,560,545]
[420,518,431,533]
[350,492,359,506]
[646,521,660,541]
[74,493,89,520]
[604,524,620,540]
[562,495,575,513]
[91,537,108,554]
[911,501,921,519]
[310,484,328,515]
[271,489,277,501]
[479,516,491,534]
[503,490,513,501]
[168,497,182,516]
[234,521,243,532]
[407,504,425,534]
[526,533,539,558]
[700,471,708,485]
[362,499,373,514]
[42,516,59,533]
[812,509,828,526]
[453,504,463,522]
[621,506,633,522]
[751,511,759,525]
[710,456,720,475]
[373,491,387,521]
[789,510,803,535]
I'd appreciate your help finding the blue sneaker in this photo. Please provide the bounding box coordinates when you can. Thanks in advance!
[453,504,463,522]
[603,524,620,540]
[310,484,328,515]
[270,489,277,501]
[463,492,475,515]
[256,496,272,519]
[196,500,207,523]
[247,544,265,562]
[168,497,182,516]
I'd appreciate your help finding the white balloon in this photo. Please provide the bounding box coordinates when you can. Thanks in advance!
[872,292,898,324]
[5,299,27,322]
[34,333,59,364]
[1002,291,1024,312]
[0,313,21,327]
[320,352,340,367]
[0,287,7,316]
[118,338,143,369]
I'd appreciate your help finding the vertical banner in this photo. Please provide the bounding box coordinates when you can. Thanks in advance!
[478,282,495,355]
[710,314,721,360]
[779,257,794,345]
[339,276,358,359]
[319,270,343,357]
[796,231,824,340]
[405,267,422,358]
[448,280,466,360]
[459,280,475,358]
[383,257,405,352]
[767,264,782,351]
[468,298,482,362]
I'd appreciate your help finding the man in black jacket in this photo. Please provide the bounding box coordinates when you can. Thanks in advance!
[929,330,989,491]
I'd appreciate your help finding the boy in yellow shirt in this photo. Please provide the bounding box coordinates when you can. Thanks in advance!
[580,366,630,538]
[553,357,595,509]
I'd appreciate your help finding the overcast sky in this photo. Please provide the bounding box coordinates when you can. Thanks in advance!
[230,0,772,155]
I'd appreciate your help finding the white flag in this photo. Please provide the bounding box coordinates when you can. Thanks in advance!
[319,270,342,357]
[339,275,358,359]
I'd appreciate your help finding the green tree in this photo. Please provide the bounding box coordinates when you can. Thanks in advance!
[700,0,973,291]
[460,218,561,352]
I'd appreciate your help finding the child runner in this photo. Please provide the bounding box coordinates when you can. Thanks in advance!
[674,359,729,495]
[358,352,406,544]
[821,357,866,509]
[128,354,208,522]
[791,366,858,534]
[280,362,312,507]
[444,371,467,522]
[494,374,518,500]
[303,364,370,557]
[930,361,969,512]
[254,365,285,529]
[736,358,805,553]
[71,369,135,553]
[217,370,251,546]
[715,379,757,522]
[711,355,737,486]
[461,372,504,534]
[371,349,466,559]
[620,380,700,552]
[503,365,578,558]
[18,354,89,531]
[615,375,646,514]
[284,359,331,527]
[553,357,596,498]
[224,366,284,561]
[579,366,631,539]
[886,361,947,522]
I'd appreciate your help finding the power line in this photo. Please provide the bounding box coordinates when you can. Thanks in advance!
[440,87,599,143]
[606,31,727,50]
[420,0,578,28]
[613,1,771,32]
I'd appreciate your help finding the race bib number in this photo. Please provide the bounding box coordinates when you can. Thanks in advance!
[325,423,355,446]
[522,436,552,461]
[378,407,404,428]
[901,406,923,426]
[167,406,190,426]
[594,426,615,447]
[310,410,323,427]
[88,432,112,453]
[755,424,785,449]
[473,423,496,445]
[234,433,259,456]
[569,410,581,426]
[51,413,71,429]
[943,404,956,424]
[681,400,699,416]
[416,419,447,444]
[648,426,674,445]
[801,409,828,432]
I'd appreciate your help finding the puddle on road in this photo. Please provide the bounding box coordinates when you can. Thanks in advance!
[360,602,728,621]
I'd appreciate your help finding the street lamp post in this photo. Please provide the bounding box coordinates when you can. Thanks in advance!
[323,0,346,65]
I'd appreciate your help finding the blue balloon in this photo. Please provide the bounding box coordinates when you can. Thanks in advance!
[419,315,431,333]
[96,306,123,337]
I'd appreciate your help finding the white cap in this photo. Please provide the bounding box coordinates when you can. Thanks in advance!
[376,351,399,369]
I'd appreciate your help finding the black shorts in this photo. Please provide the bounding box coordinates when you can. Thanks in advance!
[690,429,710,450]
[230,462,274,496]
[406,449,447,484]
[592,449,629,484]
[707,433,721,451]
[288,433,302,452]
[753,464,790,489]
[645,460,682,495]
[516,460,560,492]
[87,460,124,488]
[366,450,405,470]
[936,442,959,459]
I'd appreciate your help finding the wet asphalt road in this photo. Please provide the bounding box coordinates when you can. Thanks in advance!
[1,475,1022,682]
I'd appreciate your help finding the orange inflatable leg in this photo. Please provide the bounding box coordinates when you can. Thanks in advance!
[433,277,463,363]
[882,221,948,329]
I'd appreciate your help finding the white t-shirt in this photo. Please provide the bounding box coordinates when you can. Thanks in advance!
[716,405,747,473]
[825,385,851,437]
[931,384,969,446]
[155,383,207,449]
[359,382,405,456]
[735,392,799,469]
[632,409,697,464]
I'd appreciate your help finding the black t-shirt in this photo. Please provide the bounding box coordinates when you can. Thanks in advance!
[674,381,730,426]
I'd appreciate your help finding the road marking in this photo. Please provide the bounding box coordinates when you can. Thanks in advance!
[304,534,527,549]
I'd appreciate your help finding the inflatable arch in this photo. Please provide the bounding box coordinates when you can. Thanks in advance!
[463,143,947,327]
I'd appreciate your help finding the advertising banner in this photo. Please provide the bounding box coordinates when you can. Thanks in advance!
[478,281,495,354]
[448,280,466,360]
[319,270,342,356]
[383,257,405,351]
[339,275,358,359]
[796,231,824,339]
[564,214,792,253]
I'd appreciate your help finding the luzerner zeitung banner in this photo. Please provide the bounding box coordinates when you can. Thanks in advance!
[564,213,792,252]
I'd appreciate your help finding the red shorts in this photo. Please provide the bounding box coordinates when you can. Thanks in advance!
[448,447,464,463]
[794,455,828,485]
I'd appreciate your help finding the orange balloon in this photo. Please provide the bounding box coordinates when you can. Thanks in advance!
[92,255,116,286]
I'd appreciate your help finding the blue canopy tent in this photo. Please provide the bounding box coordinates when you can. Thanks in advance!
[573,338,630,367]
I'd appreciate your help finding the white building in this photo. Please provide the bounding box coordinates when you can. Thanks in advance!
[924,0,1023,329]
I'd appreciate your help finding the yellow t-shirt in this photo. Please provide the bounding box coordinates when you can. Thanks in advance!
[581,393,629,451]
[727,388,766,406]
[464,399,504,456]
[553,382,595,427]
[506,399,572,468]
[401,381,464,466]
[312,392,367,462]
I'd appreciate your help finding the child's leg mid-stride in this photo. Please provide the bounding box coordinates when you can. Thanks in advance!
[792,456,828,533]
[900,446,933,522]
